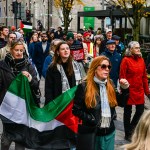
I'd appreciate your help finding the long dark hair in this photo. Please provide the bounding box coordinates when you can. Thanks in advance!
[52,41,74,76]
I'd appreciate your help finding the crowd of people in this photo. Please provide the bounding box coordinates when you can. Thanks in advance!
[0,25,150,150]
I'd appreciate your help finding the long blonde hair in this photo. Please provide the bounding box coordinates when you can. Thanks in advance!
[123,110,150,150]
[85,56,117,108]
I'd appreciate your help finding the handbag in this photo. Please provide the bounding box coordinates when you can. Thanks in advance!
[117,89,129,108]
[76,124,97,150]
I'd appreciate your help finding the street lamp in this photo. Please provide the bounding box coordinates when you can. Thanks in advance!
[29,0,31,10]
[5,0,8,26]
[48,0,50,30]
[33,1,36,27]
[108,5,115,31]
[101,0,104,33]
[12,0,18,28]
[48,0,53,31]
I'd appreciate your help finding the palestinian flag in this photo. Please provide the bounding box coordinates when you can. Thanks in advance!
[20,21,32,33]
[0,74,78,149]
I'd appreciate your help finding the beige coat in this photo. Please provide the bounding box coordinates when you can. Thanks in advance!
[0,45,10,59]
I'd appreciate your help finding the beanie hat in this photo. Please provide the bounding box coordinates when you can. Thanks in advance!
[83,31,91,38]
[66,32,74,40]
[11,26,16,31]
[15,32,23,40]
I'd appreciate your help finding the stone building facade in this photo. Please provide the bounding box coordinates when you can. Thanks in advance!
[0,0,107,31]
[0,0,150,35]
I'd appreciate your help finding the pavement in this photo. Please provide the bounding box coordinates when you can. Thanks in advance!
[0,77,150,150]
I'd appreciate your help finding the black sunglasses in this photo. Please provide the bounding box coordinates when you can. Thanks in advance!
[99,64,111,70]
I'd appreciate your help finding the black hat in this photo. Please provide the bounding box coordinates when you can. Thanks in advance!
[106,40,116,45]
[112,35,121,40]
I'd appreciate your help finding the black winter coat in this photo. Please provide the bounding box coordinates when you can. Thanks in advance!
[32,41,50,77]
[45,64,76,105]
[0,59,40,105]
[72,82,129,136]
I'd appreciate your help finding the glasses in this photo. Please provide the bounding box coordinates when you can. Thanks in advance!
[98,64,111,70]
[41,36,47,38]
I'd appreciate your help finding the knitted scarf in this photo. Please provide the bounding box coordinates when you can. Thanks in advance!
[94,76,111,128]
[5,53,26,75]
[57,60,82,93]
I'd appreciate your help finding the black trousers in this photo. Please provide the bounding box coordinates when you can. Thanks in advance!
[123,104,144,138]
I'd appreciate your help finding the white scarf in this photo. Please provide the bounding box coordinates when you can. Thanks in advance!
[57,60,82,93]
[94,76,111,128]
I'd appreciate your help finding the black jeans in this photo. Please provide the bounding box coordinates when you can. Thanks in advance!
[1,124,25,150]
[123,104,144,138]
[1,133,25,150]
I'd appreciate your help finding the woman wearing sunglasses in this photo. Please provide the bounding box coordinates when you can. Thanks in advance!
[120,41,150,142]
[72,55,129,150]
[0,40,41,150]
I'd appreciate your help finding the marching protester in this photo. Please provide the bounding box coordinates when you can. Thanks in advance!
[32,32,50,78]
[47,30,55,43]
[99,29,113,54]
[77,33,83,43]
[0,26,9,49]
[54,26,63,39]
[45,41,84,149]
[0,32,16,59]
[112,35,125,55]
[42,39,62,78]
[120,41,150,141]
[101,40,122,88]
[0,40,41,150]
[28,34,39,59]
[93,34,104,57]
[66,32,86,77]
[15,31,29,58]
[83,31,94,57]
[45,41,84,103]
[72,55,129,150]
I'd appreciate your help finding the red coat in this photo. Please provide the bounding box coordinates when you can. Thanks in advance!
[120,56,150,105]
